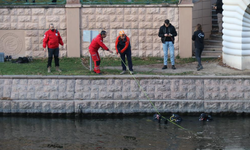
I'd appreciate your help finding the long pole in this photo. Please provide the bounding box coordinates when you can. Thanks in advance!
[89,31,92,71]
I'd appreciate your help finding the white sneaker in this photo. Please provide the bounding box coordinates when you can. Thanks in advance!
[56,67,62,72]
[120,70,126,74]
[48,67,51,73]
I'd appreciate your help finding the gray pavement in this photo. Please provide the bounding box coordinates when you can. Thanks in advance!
[104,61,250,76]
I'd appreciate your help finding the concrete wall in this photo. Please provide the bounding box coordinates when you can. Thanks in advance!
[192,0,212,39]
[222,0,250,70]
[80,6,180,58]
[0,8,68,58]
[1,76,250,113]
[0,0,194,59]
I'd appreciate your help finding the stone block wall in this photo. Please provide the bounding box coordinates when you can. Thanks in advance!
[80,6,179,57]
[0,76,250,114]
[0,8,67,58]
[0,3,195,58]
[192,0,212,39]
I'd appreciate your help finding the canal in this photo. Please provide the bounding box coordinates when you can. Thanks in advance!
[0,114,250,150]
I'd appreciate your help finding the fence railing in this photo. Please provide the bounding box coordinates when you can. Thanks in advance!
[81,0,179,5]
[0,0,66,5]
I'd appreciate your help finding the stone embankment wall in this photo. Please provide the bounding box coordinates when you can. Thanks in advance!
[0,76,250,114]
[0,8,67,57]
[81,6,179,57]
[0,5,182,58]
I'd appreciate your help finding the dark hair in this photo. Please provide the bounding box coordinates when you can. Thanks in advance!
[100,30,106,35]
[164,19,170,25]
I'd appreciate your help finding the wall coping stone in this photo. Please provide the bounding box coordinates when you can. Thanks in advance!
[0,75,250,80]
[82,4,178,8]
[0,5,65,8]
[0,4,190,8]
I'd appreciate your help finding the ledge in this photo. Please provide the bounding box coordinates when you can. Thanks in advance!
[0,5,65,8]
[1,75,250,79]
[81,4,178,8]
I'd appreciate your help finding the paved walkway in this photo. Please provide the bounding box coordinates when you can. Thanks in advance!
[104,61,250,76]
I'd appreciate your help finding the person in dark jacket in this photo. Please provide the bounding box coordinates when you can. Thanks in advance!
[89,30,113,74]
[213,0,223,35]
[158,19,177,70]
[115,30,133,75]
[43,23,64,73]
[192,24,205,71]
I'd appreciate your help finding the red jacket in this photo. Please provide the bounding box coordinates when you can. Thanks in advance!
[89,34,109,52]
[43,29,64,49]
[115,35,130,54]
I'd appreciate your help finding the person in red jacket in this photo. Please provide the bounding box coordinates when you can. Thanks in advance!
[89,30,113,74]
[115,30,133,74]
[43,23,64,73]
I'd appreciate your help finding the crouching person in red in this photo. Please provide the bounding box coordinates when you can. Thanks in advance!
[89,30,113,74]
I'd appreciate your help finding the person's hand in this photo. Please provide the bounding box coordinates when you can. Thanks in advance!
[164,34,168,37]
[213,6,217,10]
[116,53,120,57]
[61,45,64,50]
[44,48,46,52]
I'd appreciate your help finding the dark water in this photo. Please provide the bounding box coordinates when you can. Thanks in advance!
[0,115,250,150]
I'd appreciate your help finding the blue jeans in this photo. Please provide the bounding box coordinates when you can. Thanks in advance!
[162,41,175,66]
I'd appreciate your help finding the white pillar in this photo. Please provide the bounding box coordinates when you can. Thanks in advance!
[223,0,250,70]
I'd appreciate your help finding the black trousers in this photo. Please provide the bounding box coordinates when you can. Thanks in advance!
[195,48,203,66]
[120,48,133,71]
[47,48,59,68]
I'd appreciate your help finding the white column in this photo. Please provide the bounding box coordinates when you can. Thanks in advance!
[223,0,250,70]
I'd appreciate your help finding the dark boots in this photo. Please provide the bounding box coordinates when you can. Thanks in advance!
[197,65,203,71]
[162,65,176,70]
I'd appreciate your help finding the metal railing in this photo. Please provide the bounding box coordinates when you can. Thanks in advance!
[81,0,179,5]
[0,0,66,5]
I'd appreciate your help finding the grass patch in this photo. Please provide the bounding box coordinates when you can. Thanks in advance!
[0,58,93,76]
[0,57,218,75]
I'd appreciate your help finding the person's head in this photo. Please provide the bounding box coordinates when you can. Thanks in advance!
[164,19,170,27]
[49,23,55,31]
[119,30,126,40]
[195,24,202,32]
[100,30,107,38]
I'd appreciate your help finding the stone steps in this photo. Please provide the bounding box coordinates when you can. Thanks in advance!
[202,50,222,57]
[199,10,223,58]
[204,39,222,46]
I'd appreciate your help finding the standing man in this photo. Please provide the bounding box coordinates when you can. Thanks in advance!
[89,30,113,74]
[115,30,133,75]
[158,19,177,70]
[43,23,64,73]
[214,0,223,35]
[192,24,205,71]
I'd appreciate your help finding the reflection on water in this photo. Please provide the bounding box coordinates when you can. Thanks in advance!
[0,115,250,150]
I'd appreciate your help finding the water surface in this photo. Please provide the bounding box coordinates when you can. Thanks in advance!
[0,115,250,150]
